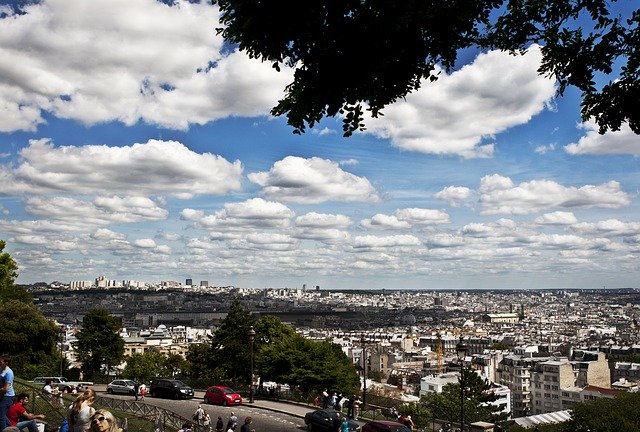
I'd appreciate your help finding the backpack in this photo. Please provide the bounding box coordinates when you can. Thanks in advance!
[59,419,69,432]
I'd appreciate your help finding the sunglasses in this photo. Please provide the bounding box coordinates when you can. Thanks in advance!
[92,416,108,423]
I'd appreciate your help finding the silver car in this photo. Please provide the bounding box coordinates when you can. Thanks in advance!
[106,379,137,395]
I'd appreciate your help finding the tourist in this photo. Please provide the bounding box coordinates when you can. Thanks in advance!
[0,355,16,431]
[68,388,96,432]
[90,410,122,432]
[6,393,45,432]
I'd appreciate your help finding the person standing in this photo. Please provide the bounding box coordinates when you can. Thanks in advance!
[239,416,252,432]
[6,393,45,432]
[202,412,212,431]
[139,383,146,400]
[134,381,140,401]
[193,404,204,425]
[0,354,16,431]
[226,412,238,431]
[215,416,224,432]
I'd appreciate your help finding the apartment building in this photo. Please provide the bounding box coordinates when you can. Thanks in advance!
[497,350,551,417]
[530,358,574,414]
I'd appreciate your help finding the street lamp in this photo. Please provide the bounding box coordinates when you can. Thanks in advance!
[456,337,467,432]
[248,326,256,403]
[360,334,367,411]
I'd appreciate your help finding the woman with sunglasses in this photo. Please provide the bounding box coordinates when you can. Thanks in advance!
[90,410,122,432]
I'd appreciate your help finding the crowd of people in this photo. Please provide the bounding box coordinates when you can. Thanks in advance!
[187,407,255,432]
[316,390,363,420]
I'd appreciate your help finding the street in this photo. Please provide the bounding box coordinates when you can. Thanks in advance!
[95,385,308,432]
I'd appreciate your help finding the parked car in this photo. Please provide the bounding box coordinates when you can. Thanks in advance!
[304,409,359,431]
[106,379,137,395]
[361,420,412,432]
[204,385,243,406]
[149,378,194,399]
[32,376,93,393]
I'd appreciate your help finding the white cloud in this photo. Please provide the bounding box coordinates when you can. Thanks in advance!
[248,156,379,203]
[364,46,556,158]
[23,196,168,227]
[565,121,640,155]
[571,219,640,237]
[1,139,242,198]
[434,186,472,207]
[362,208,450,229]
[0,0,293,132]
[134,238,156,248]
[295,212,352,229]
[535,211,578,225]
[198,198,294,230]
[479,174,630,215]
[353,234,421,248]
[534,143,556,154]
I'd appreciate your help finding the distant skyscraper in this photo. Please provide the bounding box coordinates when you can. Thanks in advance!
[186,278,193,286]
[200,281,208,287]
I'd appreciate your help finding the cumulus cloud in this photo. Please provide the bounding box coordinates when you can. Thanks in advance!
[479,174,630,215]
[295,212,352,229]
[571,219,640,237]
[24,196,168,227]
[353,234,422,248]
[434,186,472,207]
[362,208,450,229]
[197,198,294,230]
[1,139,242,198]
[0,0,293,132]
[248,156,379,203]
[134,238,157,248]
[535,211,578,225]
[363,45,556,158]
[565,121,640,155]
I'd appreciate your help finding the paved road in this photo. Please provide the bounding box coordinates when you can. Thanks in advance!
[94,384,314,431]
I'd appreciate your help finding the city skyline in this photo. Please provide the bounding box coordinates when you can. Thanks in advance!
[1,0,639,289]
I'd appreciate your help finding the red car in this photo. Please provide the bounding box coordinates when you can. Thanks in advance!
[204,385,243,406]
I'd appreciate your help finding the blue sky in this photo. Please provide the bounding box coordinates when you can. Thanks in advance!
[1,0,639,289]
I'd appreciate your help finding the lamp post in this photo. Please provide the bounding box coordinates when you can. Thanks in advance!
[360,334,367,411]
[456,337,468,432]
[248,326,256,403]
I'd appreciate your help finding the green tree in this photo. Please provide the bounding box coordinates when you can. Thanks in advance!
[421,368,505,426]
[213,0,639,136]
[255,317,360,394]
[0,242,61,377]
[123,352,172,383]
[74,308,125,379]
[0,240,30,304]
[0,299,60,377]
[209,298,256,383]
[561,391,640,432]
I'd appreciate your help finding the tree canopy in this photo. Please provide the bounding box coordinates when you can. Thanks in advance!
[213,0,639,136]
[188,300,360,393]
[74,308,125,379]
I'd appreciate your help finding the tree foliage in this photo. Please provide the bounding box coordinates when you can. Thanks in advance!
[188,301,360,393]
[74,308,125,379]
[560,391,640,432]
[420,368,506,426]
[213,0,639,136]
[0,242,60,377]
[0,240,29,304]
[209,298,256,383]
[123,351,187,383]
[0,299,60,377]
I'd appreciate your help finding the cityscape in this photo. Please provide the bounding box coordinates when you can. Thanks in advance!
[2,0,640,430]
[24,276,640,428]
